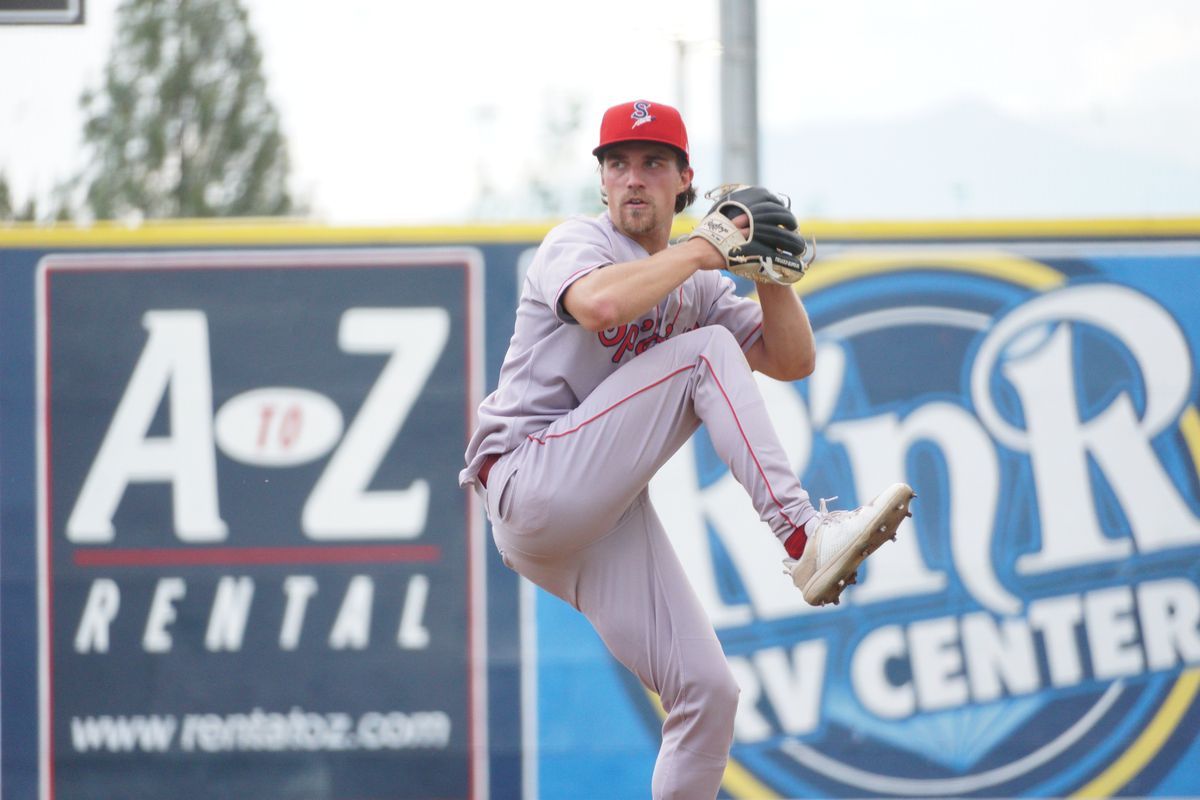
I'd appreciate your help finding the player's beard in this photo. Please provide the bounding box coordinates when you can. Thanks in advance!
[616,198,662,238]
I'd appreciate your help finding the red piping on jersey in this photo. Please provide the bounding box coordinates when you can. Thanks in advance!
[739,322,763,348]
[526,357,798,530]
[527,365,694,444]
[557,264,599,296]
[697,354,798,529]
[554,263,607,316]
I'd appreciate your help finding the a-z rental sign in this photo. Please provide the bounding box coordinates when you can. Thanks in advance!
[27,248,486,799]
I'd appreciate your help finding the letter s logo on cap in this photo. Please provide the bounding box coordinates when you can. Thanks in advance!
[631,101,654,128]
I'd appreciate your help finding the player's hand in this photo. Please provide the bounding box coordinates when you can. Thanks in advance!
[688,212,750,271]
[685,185,815,285]
[684,235,731,270]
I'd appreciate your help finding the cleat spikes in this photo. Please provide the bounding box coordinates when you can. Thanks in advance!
[790,482,914,608]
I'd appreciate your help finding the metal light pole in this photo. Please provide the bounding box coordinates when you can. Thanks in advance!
[720,0,759,185]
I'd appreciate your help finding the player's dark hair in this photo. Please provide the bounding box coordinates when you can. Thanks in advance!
[597,148,697,215]
[673,150,698,213]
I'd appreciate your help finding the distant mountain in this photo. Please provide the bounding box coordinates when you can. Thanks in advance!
[741,100,1200,220]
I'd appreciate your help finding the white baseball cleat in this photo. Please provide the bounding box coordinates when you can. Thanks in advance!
[783,483,916,607]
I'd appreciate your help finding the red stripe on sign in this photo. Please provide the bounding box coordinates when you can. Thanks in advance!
[72,544,441,568]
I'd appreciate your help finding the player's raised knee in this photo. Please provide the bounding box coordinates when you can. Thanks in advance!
[689,323,741,358]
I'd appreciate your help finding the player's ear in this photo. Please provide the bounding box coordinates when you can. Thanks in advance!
[679,165,695,193]
[597,157,609,205]
[597,158,609,206]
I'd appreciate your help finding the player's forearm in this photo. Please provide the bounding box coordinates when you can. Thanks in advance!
[566,239,718,331]
[750,283,816,380]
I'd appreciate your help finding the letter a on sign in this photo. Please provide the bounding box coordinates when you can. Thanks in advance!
[66,310,228,543]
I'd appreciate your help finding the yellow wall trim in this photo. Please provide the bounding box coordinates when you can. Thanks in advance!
[3,216,1199,248]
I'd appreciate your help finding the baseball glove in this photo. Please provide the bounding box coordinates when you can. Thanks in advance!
[686,183,816,285]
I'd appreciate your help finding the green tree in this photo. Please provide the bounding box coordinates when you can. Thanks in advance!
[76,0,294,220]
[0,173,12,219]
[0,172,38,222]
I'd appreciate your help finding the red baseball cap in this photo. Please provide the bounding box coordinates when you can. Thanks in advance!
[593,99,689,164]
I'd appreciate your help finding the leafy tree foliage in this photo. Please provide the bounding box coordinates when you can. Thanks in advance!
[0,173,12,219]
[77,0,294,219]
[0,172,38,222]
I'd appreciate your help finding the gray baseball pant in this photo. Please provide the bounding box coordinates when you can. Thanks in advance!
[482,325,815,799]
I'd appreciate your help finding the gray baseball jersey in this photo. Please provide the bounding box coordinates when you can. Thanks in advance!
[460,211,765,487]
[462,210,816,800]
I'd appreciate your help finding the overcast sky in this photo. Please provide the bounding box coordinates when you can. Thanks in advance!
[2,0,1198,224]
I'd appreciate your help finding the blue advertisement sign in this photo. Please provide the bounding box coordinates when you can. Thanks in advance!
[30,248,487,799]
[4,224,1200,800]
[535,242,1200,799]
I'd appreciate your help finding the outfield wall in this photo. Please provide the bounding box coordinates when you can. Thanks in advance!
[2,219,1199,799]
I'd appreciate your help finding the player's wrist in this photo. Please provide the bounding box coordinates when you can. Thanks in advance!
[681,235,724,271]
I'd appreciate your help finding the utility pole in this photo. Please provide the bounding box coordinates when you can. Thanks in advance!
[720,0,759,185]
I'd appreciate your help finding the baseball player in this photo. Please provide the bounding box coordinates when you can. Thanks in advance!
[460,99,914,799]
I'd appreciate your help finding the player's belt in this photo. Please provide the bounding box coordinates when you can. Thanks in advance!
[479,453,499,488]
